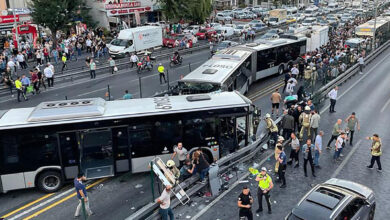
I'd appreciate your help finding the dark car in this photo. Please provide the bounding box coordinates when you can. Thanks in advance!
[286,178,375,220]
[212,40,239,54]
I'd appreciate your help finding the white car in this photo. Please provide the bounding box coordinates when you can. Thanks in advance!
[302,17,317,26]
[245,11,258,19]
[234,24,250,35]
[183,25,200,34]
[216,13,233,22]
[234,11,246,19]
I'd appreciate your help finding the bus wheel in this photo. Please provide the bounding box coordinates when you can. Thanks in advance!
[278,65,284,75]
[37,171,63,193]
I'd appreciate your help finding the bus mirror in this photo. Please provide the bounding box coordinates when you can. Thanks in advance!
[254,107,261,117]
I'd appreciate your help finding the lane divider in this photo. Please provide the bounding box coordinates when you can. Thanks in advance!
[248,80,284,101]
[1,193,54,219]
[21,178,107,220]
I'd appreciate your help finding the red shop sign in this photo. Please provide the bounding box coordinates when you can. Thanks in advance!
[105,2,141,10]
[0,15,20,24]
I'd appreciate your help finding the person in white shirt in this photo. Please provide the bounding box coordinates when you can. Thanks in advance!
[291,65,299,78]
[358,55,364,74]
[44,64,54,87]
[156,185,174,220]
[17,52,27,69]
[130,54,138,68]
[328,86,338,113]
[86,39,92,53]
[333,132,346,161]
[7,59,16,76]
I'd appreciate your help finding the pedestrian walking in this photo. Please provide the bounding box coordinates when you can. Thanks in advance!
[15,76,27,102]
[292,106,303,132]
[255,167,273,214]
[109,57,115,74]
[123,90,132,99]
[274,136,284,174]
[302,139,316,177]
[74,173,94,218]
[291,65,299,78]
[345,112,360,146]
[314,131,324,168]
[333,132,346,161]
[158,63,167,84]
[61,53,67,72]
[90,59,96,79]
[36,67,46,90]
[366,134,382,172]
[270,89,281,116]
[130,53,138,68]
[238,186,254,220]
[21,74,32,95]
[358,55,364,74]
[285,80,294,96]
[283,72,291,93]
[277,144,287,188]
[30,69,39,94]
[327,119,342,149]
[44,64,54,87]
[310,109,321,139]
[171,142,188,168]
[328,86,338,113]
[288,133,300,168]
[281,110,294,140]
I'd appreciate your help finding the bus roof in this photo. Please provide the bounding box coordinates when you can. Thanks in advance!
[355,18,390,36]
[0,92,250,130]
[180,50,252,85]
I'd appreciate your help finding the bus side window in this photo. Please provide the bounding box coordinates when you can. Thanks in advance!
[153,120,183,154]
[219,117,237,157]
[236,116,248,148]
[129,124,153,158]
[0,135,20,173]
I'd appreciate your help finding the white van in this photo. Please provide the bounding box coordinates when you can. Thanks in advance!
[109,26,163,58]
[216,26,235,39]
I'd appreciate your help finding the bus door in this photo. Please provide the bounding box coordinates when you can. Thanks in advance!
[59,132,80,180]
[80,128,114,179]
[111,127,130,173]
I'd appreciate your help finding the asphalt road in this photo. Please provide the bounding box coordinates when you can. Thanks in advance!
[175,45,390,220]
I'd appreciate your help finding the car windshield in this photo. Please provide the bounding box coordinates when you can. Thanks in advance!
[178,82,221,94]
[268,29,278,33]
[260,33,274,39]
[187,27,194,30]
[237,26,244,29]
[216,30,222,34]
[303,19,313,23]
[269,17,278,22]
[111,39,128,47]
[199,29,207,33]
[218,42,230,47]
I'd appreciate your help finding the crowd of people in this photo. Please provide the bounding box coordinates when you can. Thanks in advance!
[0,26,112,102]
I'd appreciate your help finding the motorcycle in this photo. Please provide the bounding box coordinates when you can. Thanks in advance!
[137,61,153,74]
[169,56,183,67]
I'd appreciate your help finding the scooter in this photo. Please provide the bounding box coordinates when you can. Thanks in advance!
[169,56,183,67]
[137,61,153,74]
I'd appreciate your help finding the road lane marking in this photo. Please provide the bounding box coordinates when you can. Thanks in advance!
[192,150,274,220]
[380,97,390,113]
[0,193,54,219]
[320,51,390,114]
[251,82,284,101]
[8,178,106,220]
[77,87,108,97]
[331,140,362,178]
[247,80,284,100]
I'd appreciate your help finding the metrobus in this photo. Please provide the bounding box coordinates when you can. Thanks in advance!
[0,92,260,193]
[355,17,390,39]
[176,35,307,95]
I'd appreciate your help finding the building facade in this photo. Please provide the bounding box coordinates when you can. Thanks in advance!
[86,0,160,30]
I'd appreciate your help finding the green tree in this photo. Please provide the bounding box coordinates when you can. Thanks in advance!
[157,0,212,23]
[157,0,186,21]
[186,0,212,23]
[28,0,94,49]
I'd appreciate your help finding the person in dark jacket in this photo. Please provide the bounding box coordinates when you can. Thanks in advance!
[281,110,295,140]
[292,106,303,132]
[193,148,210,184]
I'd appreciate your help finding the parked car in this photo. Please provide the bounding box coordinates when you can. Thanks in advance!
[302,17,317,26]
[223,10,233,17]
[216,26,235,38]
[245,11,258,19]
[286,16,297,24]
[285,178,375,220]
[216,13,233,22]
[212,40,239,54]
[234,24,250,35]
[162,34,192,48]
[251,23,266,32]
[183,25,200,34]
[210,23,222,29]
[196,28,216,40]
[234,11,247,19]
[249,19,263,25]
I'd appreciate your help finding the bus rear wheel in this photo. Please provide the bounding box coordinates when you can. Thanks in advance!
[37,171,63,193]
[278,65,284,75]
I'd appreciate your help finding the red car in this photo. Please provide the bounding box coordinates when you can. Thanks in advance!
[195,28,216,40]
[163,34,193,48]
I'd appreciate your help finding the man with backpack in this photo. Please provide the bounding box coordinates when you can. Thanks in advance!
[299,106,312,140]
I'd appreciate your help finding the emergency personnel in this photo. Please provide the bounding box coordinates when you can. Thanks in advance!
[238,186,254,220]
[265,113,278,148]
[255,167,273,214]
[158,63,167,84]
[166,160,180,185]
[299,106,312,139]
[366,134,382,172]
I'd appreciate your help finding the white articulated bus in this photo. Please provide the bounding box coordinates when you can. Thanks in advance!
[0,92,259,193]
[177,35,307,95]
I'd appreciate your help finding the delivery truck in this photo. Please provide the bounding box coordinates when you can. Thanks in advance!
[268,9,287,26]
[109,26,163,58]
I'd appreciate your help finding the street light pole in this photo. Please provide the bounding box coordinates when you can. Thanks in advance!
[12,8,19,51]
[372,0,377,50]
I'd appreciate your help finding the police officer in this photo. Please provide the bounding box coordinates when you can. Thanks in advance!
[255,167,273,214]
[238,186,253,220]
[158,63,167,84]
[277,144,287,188]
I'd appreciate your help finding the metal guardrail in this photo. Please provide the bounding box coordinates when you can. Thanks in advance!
[128,117,282,220]
[311,40,390,108]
